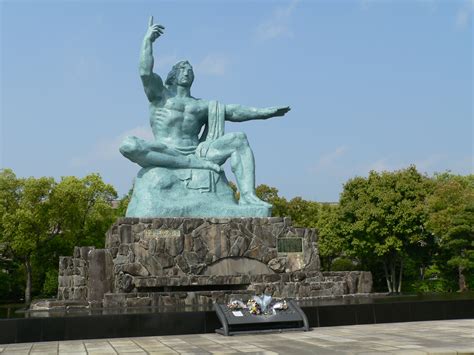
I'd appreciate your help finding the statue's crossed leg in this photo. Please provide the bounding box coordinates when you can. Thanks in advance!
[120,133,270,208]
[120,136,221,172]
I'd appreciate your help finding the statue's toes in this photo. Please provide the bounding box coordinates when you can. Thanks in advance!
[240,195,271,208]
[257,200,272,208]
[253,197,272,208]
[119,138,137,156]
[206,162,221,173]
[212,163,222,173]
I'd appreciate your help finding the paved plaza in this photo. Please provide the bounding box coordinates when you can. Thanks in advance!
[0,319,472,354]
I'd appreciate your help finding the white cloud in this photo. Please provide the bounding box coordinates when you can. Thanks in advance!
[70,125,153,167]
[195,53,230,76]
[456,0,474,29]
[413,154,445,172]
[310,145,348,174]
[156,53,180,70]
[319,146,347,166]
[256,0,298,41]
[367,158,403,173]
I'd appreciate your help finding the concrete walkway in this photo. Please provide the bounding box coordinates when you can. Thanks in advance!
[0,319,472,354]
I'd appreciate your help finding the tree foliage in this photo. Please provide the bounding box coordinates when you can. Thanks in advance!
[50,174,118,248]
[0,169,117,303]
[255,184,320,227]
[339,166,433,293]
[316,204,348,271]
[425,173,474,291]
[285,197,320,228]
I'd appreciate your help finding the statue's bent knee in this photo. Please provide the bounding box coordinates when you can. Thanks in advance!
[230,132,249,146]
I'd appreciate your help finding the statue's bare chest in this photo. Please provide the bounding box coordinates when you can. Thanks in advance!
[163,98,205,117]
[150,98,206,134]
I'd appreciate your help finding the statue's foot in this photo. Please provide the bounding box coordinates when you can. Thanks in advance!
[202,161,222,173]
[120,136,147,159]
[188,155,222,173]
[239,193,272,208]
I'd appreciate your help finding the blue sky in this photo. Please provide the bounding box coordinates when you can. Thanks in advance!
[1,0,472,202]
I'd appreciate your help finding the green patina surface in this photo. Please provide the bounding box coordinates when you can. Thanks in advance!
[120,17,290,217]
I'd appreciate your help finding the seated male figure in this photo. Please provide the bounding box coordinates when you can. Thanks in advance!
[120,17,290,207]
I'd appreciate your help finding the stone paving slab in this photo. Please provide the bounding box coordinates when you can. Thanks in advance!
[0,319,472,354]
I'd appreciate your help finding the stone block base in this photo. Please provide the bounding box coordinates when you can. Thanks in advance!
[54,217,373,309]
[101,271,372,308]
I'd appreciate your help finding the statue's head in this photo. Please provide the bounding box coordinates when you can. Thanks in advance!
[165,60,194,87]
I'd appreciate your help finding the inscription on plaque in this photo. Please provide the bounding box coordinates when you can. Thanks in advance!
[143,228,181,238]
[277,238,303,253]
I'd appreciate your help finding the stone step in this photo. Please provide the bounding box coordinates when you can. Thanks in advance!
[103,289,254,308]
[30,298,89,311]
[132,271,324,289]
[102,278,349,308]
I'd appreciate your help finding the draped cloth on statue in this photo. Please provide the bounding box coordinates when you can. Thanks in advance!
[178,100,225,192]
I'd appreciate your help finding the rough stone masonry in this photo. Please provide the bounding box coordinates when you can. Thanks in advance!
[57,217,372,308]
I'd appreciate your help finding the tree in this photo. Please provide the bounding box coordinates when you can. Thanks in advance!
[0,170,57,304]
[425,173,474,292]
[316,204,348,270]
[256,184,288,217]
[285,197,319,227]
[50,174,117,248]
[0,169,117,304]
[116,189,133,218]
[339,166,432,293]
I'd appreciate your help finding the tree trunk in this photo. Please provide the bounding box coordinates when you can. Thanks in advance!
[458,266,468,292]
[390,261,397,293]
[383,261,393,293]
[419,265,425,280]
[397,259,404,293]
[24,257,32,305]
[327,256,333,272]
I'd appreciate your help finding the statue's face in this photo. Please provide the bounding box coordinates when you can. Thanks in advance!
[176,63,194,87]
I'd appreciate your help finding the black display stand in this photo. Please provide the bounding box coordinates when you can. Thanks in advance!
[214,300,309,336]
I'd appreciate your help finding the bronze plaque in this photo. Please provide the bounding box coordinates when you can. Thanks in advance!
[143,228,180,238]
[277,238,303,253]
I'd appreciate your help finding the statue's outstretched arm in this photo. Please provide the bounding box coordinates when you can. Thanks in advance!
[140,16,165,102]
[225,104,290,122]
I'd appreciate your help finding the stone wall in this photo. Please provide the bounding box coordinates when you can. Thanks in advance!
[57,246,114,303]
[106,217,320,291]
[322,271,373,294]
[57,246,95,301]
[56,217,373,308]
[104,270,373,308]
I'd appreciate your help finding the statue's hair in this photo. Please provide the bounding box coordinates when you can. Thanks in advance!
[165,60,192,86]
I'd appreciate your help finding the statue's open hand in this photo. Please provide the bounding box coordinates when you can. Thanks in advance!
[146,16,164,42]
[269,106,291,117]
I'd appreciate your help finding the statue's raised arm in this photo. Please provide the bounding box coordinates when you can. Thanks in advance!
[140,16,165,102]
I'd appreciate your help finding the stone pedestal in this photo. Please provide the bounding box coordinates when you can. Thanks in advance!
[57,217,372,308]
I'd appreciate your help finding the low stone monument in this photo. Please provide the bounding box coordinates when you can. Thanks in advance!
[53,17,372,309]
[57,217,372,308]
